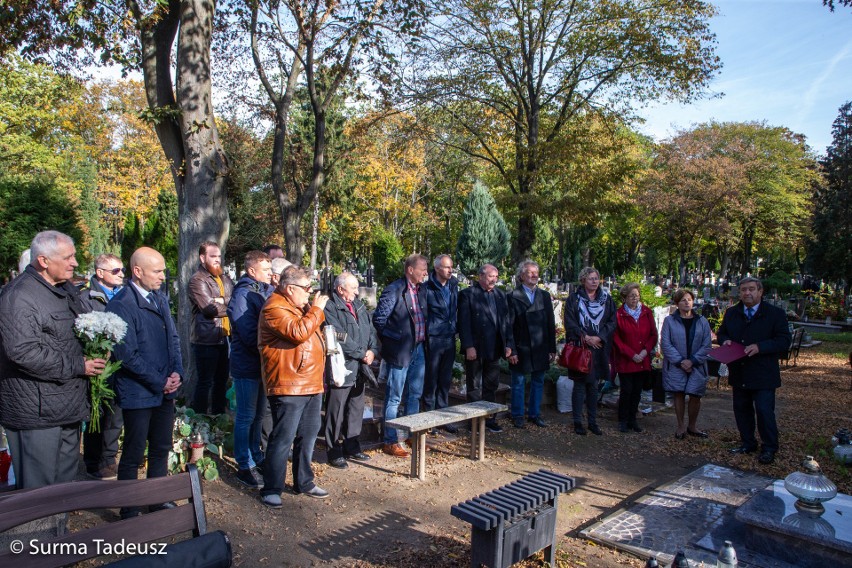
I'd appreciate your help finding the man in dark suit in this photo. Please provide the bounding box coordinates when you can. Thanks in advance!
[458,264,515,433]
[107,247,183,517]
[717,276,791,465]
[373,254,429,457]
[508,260,556,429]
[423,254,459,432]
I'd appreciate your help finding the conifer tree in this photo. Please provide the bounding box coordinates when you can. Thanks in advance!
[810,102,852,292]
[455,181,511,276]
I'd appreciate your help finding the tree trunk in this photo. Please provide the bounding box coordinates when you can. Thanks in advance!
[136,0,229,395]
[310,191,319,271]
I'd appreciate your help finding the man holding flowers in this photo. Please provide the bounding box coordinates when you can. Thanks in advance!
[107,247,183,518]
[0,230,107,489]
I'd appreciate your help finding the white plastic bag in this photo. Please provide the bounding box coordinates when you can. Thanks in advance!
[325,325,351,387]
[556,376,574,413]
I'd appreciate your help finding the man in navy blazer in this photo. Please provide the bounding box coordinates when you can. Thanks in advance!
[373,254,429,457]
[717,277,791,465]
[423,254,459,432]
[107,247,183,518]
[458,264,515,433]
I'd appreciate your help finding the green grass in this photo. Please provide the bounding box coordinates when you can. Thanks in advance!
[810,331,852,359]
[812,331,852,343]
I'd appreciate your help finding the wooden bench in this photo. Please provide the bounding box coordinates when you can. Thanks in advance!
[386,401,507,480]
[783,327,805,367]
[0,464,231,568]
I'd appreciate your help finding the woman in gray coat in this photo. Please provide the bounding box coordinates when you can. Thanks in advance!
[661,288,712,439]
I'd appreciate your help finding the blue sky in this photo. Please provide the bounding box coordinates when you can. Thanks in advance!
[637,0,852,155]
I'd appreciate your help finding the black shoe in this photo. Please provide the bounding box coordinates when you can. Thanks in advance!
[529,416,547,428]
[485,419,503,433]
[619,422,629,433]
[443,424,459,434]
[254,460,265,476]
[148,501,177,513]
[758,451,776,464]
[329,457,349,469]
[513,416,526,429]
[629,423,643,433]
[588,425,603,436]
[236,467,261,488]
[574,424,587,435]
[86,464,118,480]
[675,432,686,440]
[347,452,371,462]
[730,445,757,454]
[120,507,143,519]
[687,428,709,438]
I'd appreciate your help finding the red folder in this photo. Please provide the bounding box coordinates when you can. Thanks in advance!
[709,342,747,364]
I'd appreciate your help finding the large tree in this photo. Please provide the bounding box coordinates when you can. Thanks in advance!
[643,122,818,282]
[398,0,720,262]
[1,1,230,386]
[810,102,852,291]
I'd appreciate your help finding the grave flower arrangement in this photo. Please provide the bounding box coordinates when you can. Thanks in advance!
[74,312,127,432]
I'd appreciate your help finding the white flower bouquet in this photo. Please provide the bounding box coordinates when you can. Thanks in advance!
[74,312,127,432]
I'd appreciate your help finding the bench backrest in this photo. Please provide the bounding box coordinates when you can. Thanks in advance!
[0,465,206,568]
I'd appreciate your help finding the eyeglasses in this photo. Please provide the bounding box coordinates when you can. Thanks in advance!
[99,267,125,275]
[292,283,314,293]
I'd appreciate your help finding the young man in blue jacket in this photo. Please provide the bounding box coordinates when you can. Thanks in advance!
[227,250,273,487]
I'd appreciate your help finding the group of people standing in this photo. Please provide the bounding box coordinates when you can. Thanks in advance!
[0,232,792,515]
[565,266,790,466]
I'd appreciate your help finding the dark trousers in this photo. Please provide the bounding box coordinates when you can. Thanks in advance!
[118,400,175,482]
[465,357,501,403]
[732,386,778,453]
[118,400,174,517]
[324,381,365,461]
[617,371,647,425]
[424,335,455,411]
[192,343,230,414]
[573,348,608,427]
[6,424,80,489]
[83,398,123,472]
[262,394,322,496]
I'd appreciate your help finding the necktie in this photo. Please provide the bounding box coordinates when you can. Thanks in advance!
[746,307,754,321]
[345,301,357,320]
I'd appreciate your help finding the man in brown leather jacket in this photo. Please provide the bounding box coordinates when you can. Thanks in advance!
[258,265,329,507]
[188,241,234,414]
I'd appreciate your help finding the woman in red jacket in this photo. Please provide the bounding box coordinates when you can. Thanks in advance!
[612,283,658,433]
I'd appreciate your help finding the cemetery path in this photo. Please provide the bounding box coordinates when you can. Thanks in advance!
[72,347,850,567]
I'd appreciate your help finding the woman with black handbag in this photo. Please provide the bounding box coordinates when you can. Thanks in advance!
[563,267,617,435]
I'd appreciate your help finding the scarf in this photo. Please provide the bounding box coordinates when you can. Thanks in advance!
[625,303,642,322]
[578,288,609,334]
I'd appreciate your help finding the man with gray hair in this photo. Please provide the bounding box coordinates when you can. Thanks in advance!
[0,230,107,489]
[323,272,377,468]
[507,260,556,428]
[458,263,515,433]
[423,254,459,432]
[80,252,126,480]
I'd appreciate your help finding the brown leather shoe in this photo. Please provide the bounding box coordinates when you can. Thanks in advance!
[404,438,430,452]
[382,443,410,457]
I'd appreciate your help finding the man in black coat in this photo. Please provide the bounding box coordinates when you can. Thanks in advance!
[508,261,556,429]
[717,277,791,465]
[0,231,107,489]
[458,264,515,433]
[423,254,459,432]
[323,272,377,469]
